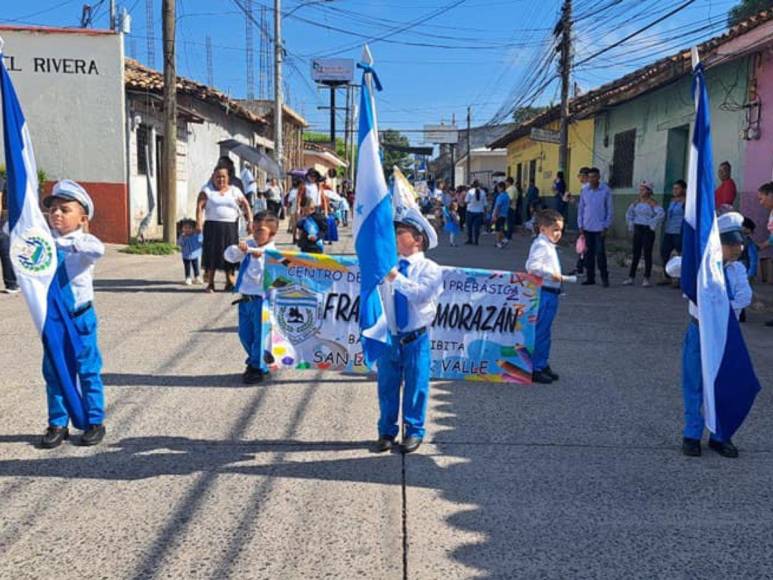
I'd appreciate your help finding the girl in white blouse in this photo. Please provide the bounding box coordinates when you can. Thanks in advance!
[624,180,665,287]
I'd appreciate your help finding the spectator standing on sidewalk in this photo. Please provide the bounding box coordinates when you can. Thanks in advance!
[623,180,664,287]
[553,171,568,222]
[578,167,613,287]
[465,181,486,245]
[0,181,20,294]
[493,182,511,249]
[526,179,540,220]
[572,167,591,275]
[455,185,468,229]
[756,182,773,327]
[715,161,737,210]
[658,180,686,286]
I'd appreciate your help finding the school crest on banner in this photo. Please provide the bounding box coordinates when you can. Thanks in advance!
[263,250,541,383]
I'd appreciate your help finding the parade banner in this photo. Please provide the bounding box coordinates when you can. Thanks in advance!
[263,250,541,383]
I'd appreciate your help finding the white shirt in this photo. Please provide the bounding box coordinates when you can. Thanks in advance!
[626,201,665,231]
[526,233,566,289]
[54,228,105,310]
[267,184,282,202]
[203,185,245,222]
[287,188,299,212]
[381,252,443,334]
[465,189,486,213]
[224,239,276,296]
[240,168,257,196]
[305,183,321,207]
[666,257,752,319]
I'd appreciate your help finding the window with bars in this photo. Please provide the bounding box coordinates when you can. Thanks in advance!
[136,124,149,175]
[610,129,636,188]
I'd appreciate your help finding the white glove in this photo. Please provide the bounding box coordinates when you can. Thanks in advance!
[562,275,578,284]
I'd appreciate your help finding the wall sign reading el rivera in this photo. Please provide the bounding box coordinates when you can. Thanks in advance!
[0,26,126,188]
[263,250,542,384]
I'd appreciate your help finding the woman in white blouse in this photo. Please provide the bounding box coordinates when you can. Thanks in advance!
[623,180,665,287]
[196,162,253,293]
[464,180,487,245]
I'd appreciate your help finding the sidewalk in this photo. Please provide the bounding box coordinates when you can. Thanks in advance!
[0,221,771,578]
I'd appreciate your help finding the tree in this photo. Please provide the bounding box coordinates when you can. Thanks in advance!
[512,106,550,126]
[381,129,412,178]
[728,0,772,26]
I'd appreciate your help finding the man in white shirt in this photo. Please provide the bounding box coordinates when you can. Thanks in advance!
[375,212,443,454]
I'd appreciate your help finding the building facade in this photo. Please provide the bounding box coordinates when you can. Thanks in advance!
[125,59,270,240]
[0,25,127,242]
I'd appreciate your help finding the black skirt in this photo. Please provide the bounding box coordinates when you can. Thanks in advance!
[202,220,239,272]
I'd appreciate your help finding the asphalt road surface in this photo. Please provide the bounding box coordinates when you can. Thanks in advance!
[0,225,771,579]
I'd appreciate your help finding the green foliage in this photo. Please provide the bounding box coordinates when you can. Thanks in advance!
[512,106,551,126]
[381,129,412,178]
[0,165,48,193]
[728,0,772,25]
[120,240,179,255]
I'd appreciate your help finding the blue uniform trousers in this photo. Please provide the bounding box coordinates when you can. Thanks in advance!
[682,320,726,442]
[42,307,104,428]
[533,289,559,372]
[377,331,431,439]
[238,297,267,371]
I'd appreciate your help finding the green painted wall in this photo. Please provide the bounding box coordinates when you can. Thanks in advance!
[592,57,750,238]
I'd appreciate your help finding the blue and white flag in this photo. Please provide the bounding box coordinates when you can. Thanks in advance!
[681,48,760,440]
[1,40,89,429]
[353,46,396,366]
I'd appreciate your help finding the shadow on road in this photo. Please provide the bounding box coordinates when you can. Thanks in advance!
[101,372,373,388]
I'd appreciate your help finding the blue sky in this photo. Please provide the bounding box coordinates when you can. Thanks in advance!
[3,0,742,142]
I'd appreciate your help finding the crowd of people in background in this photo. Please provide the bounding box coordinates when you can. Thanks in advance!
[423,160,773,326]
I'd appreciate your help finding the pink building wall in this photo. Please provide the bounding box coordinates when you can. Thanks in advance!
[742,48,773,258]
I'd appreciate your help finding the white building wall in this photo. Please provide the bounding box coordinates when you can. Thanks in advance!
[0,27,126,184]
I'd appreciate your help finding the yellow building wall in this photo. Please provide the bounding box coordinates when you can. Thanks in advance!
[505,118,595,196]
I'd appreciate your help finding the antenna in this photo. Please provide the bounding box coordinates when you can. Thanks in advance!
[206,35,214,86]
[245,0,255,100]
[145,0,156,68]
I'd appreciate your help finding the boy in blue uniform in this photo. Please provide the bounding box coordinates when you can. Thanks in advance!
[667,212,752,458]
[225,211,278,385]
[40,180,106,448]
[374,211,443,455]
[525,209,577,384]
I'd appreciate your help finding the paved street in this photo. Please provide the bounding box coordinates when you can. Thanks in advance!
[1,226,772,580]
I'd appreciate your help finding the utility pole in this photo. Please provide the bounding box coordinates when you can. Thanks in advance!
[162,0,177,243]
[557,0,572,175]
[466,106,471,185]
[274,0,284,179]
[110,0,116,30]
[343,85,351,169]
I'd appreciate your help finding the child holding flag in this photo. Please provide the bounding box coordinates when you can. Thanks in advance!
[224,211,278,385]
[374,210,443,455]
[667,212,754,457]
[41,181,106,448]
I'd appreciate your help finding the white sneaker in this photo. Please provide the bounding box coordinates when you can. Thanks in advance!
[622,278,634,286]
[193,276,203,285]
[4,287,20,295]
[642,278,652,288]
[495,242,503,249]
[185,278,192,286]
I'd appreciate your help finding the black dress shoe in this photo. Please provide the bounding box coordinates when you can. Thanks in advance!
[532,370,553,384]
[581,280,596,286]
[401,436,423,454]
[80,424,106,447]
[681,437,701,457]
[243,365,264,385]
[708,438,738,458]
[40,426,69,449]
[373,436,395,453]
[543,366,559,380]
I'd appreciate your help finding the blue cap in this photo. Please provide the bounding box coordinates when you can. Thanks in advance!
[44,180,94,220]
